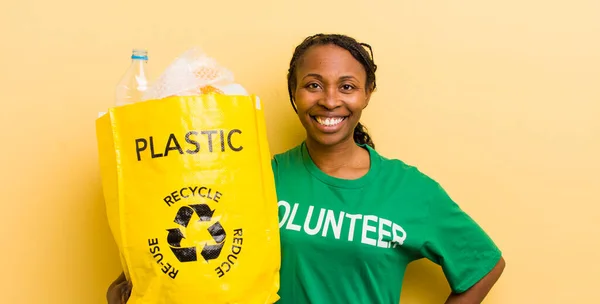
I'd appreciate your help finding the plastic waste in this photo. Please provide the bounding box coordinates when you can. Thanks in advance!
[116,49,151,106]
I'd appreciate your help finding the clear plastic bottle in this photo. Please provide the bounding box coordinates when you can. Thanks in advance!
[115,49,150,106]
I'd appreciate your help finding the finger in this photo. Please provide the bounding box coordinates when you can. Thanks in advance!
[120,281,132,304]
[107,281,128,304]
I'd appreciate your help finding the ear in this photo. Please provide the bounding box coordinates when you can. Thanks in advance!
[364,87,373,109]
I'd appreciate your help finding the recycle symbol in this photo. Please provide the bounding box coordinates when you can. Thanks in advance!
[167,204,226,263]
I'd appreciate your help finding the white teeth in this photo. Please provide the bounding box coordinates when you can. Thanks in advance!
[316,116,345,126]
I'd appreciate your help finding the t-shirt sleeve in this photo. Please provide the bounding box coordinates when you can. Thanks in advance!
[419,180,502,294]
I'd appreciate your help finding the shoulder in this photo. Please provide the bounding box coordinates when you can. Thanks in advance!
[270,144,304,181]
[272,144,302,166]
[377,152,471,223]
[374,149,441,192]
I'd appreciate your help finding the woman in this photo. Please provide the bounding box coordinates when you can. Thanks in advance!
[108,33,505,303]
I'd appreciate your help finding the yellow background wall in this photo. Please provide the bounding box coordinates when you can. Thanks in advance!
[1,0,598,303]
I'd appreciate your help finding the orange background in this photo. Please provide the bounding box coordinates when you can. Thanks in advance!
[1,0,599,303]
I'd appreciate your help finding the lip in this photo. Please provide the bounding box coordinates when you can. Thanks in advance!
[310,113,349,117]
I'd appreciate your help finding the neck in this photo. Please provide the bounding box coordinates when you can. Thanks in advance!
[305,137,367,173]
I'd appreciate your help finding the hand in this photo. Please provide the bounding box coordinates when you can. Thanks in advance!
[106,273,132,304]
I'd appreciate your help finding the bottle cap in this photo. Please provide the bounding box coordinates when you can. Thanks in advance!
[132,49,148,60]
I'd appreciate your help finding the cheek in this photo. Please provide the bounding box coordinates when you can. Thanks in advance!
[293,90,316,113]
[346,94,368,112]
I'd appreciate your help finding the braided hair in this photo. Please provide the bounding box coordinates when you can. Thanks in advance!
[286,33,377,149]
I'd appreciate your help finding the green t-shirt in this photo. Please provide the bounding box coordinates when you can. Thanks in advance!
[271,142,501,303]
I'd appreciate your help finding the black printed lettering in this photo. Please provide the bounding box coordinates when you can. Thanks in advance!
[171,191,181,203]
[149,136,163,158]
[148,238,178,280]
[201,130,218,152]
[134,129,243,161]
[180,188,189,198]
[227,129,243,151]
[164,133,183,156]
[135,138,147,161]
[222,261,231,272]
[164,195,174,207]
[168,268,179,279]
[215,266,225,278]
[227,254,238,264]
[161,263,172,274]
[149,238,160,254]
[185,131,200,154]
[219,129,225,152]
[214,228,243,279]
[206,188,215,201]
[163,187,224,207]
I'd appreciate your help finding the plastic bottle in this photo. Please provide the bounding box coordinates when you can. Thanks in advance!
[115,49,150,106]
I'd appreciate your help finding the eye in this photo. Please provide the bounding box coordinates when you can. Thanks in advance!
[341,84,355,91]
[305,82,321,90]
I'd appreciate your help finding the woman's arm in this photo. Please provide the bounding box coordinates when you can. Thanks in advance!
[445,257,506,304]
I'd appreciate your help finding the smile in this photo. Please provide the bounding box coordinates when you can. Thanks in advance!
[313,116,347,127]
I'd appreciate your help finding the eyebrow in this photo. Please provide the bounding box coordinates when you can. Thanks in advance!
[301,74,359,82]
[302,73,323,81]
[339,75,358,81]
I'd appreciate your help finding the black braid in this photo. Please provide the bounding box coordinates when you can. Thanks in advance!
[286,33,377,149]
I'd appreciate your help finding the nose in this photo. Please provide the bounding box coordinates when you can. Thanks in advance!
[317,87,342,110]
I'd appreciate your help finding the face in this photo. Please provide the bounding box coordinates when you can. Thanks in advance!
[293,44,372,148]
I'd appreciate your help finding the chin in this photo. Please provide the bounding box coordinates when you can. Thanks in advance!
[307,133,353,148]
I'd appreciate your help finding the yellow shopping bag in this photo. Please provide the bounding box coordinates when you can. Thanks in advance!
[96,94,281,304]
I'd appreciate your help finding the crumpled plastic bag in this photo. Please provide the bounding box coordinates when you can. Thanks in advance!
[143,47,248,100]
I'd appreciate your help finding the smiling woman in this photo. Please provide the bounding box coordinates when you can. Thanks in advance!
[273,33,505,304]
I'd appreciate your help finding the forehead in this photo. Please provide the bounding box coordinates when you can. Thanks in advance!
[297,44,366,79]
